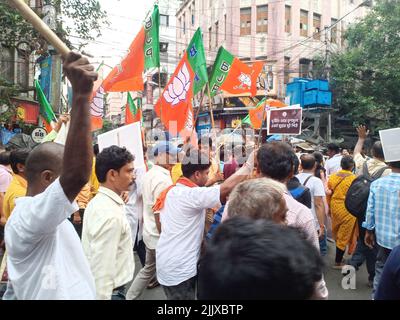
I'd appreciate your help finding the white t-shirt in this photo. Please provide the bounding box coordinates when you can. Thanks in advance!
[142,165,173,250]
[5,179,96,300]
[156,184,221,286]
[125,167,146,246]
[297,173,326,230]
[325,154,343,176]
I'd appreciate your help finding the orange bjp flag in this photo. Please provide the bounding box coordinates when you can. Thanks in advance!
[154,55,195,136]
[90,77,104,131]
[154,28,207,142]
[102,28,145,92]
[248,98,287,129]
[209,47,264,97]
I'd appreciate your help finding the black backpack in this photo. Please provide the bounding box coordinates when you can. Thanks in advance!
[345,161,389,219]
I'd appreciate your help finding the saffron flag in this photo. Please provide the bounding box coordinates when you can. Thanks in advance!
[102,5,160,92]
[248,98,287,129]
[90,80,104,131]
[126,92,142,124]
[209,47,264,97]
[249,98,267,130]
[154,28,207,138]
[35,79,57,132]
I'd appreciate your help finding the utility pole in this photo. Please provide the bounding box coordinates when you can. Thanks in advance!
[324,25,332,143]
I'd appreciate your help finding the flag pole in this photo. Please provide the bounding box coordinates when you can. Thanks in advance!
[207,83,215,129]
[158,68,163,130]
[257,76,270,147]
[190,88,206,142]
[10,0,70,58]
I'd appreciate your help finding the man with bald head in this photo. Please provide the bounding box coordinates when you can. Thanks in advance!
[4,52,97,300]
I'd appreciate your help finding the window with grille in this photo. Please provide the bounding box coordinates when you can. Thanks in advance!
[313,13,321,40]
[256,5,268,33]
[240,7,251,36]
[209,27,212,50]
[285,6,291,33]
[192,1,195,25]
[224,14,227,40]
[331,18,338,43]
[215,21,219,47]
[300,10,309,37]
[16,50,29,88]
[0,47,14,84]
[160,14,169,27]
[299,58,311,78]
[160,42,168,53]
[284,56,291,84]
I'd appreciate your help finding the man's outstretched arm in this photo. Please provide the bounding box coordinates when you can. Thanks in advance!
[60,52,97,202]
[354,125,369,157]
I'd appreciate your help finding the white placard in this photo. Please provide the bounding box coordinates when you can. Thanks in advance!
[97,123,145,169]
[379,128,400,162]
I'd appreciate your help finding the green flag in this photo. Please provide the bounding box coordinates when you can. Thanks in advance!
[144,4,160,70]
[241,114,252,126]
[186,28,208,95]
[35,79,57,125]
[209,47,234,97]
[209,46,264,98]
[126,92,142,124]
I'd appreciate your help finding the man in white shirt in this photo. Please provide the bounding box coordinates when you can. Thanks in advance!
[4,52,97,300]
[125,166,146,267]
[297,154,328,256]
[126,141,178,300]
[325,143,343,176]
[82,146,135,300]
[156,148,255,300]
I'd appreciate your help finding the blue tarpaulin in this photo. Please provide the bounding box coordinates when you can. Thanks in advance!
[0,127,16,146]
[267,135,283,142]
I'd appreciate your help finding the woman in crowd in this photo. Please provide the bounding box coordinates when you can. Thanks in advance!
[328,156,357,268]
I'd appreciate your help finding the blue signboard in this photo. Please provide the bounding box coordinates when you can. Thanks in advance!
[39,56,52,102]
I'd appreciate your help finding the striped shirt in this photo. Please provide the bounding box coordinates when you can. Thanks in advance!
[363,173,400,250]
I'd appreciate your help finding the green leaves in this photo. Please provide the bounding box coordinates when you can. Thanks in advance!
[331,0,400,130]
[0,0,108,49]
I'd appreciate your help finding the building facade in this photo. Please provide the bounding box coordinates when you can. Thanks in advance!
[0,0,42,136]
[175,0,371,130]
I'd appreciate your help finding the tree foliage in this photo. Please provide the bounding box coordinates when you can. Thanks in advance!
[0,0,108,50]
[331,0,400,131]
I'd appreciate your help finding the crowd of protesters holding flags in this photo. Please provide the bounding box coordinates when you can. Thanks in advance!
[0,52,399,301]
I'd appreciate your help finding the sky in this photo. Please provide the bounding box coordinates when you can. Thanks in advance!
[70,0,155,73]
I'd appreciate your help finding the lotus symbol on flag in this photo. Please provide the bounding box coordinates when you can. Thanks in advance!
[91,86,105,118]
[164,63,191,106]
[185,108,194,130]
[238,73,252,88]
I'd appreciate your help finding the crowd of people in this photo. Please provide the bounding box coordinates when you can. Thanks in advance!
[0,52,399,300]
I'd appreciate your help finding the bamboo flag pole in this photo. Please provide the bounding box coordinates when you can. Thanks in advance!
[189,88,206,142]
[158,68,163,125]
[206,83,215,129]
[257,75,270,147]
[10,0,70,58]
